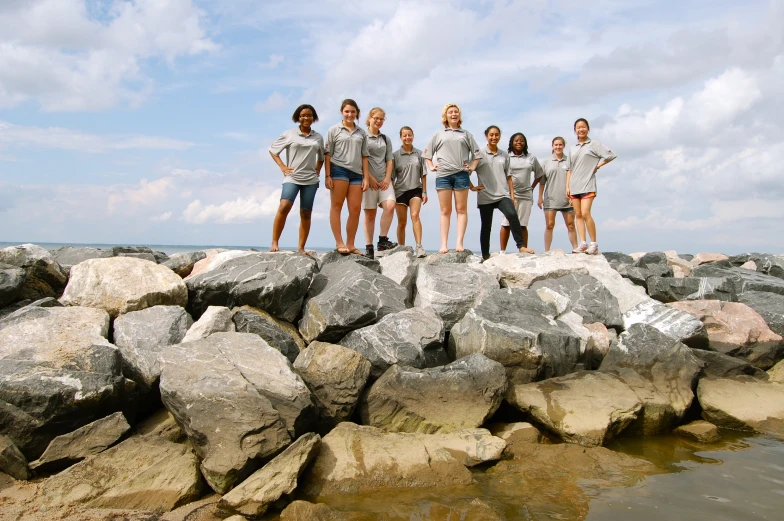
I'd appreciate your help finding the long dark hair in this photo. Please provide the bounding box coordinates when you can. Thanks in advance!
[340,99,360,118]
[508,132,528,156]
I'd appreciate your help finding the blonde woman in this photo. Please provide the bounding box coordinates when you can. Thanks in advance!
[423,104,481,253]
[362,107,397,259]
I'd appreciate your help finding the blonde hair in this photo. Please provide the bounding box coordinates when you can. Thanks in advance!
[366,107,386,127]
[441,103,462,127]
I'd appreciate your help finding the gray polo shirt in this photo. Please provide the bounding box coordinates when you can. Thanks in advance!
[268,127,325,185]
[366,132,394,181]
[473,147,511,206]
[541,155,570,210]
[325,123,369,175]
[422,127,481,178]
[508,153,544,201]
[565,138,616,194]
[392,147,425,197]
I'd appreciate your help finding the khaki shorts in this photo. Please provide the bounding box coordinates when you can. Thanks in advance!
[362,183,397,209]
[501,198,533,227]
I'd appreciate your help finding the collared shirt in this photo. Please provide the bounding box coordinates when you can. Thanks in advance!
[508,152,544,201]
[366,132,394,181]
[392,146,425,197]
[565,138,616,194]
[423,127,481,178]
[541,155,571,209]
[473,146,510,206]
[325,123,369,175]
[268,127,325,185]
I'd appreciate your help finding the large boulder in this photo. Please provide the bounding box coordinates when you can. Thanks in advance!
[646,276,739,303]
[160,334,293,493]
[633,252,673,278]
[414,263,499,330]
[360,354,507,434]
[622,298,709,348]
[163,251,207,277]
[0,244,68,300]
[186,252,317,322]
[0,305,130,459]
[506,371,642,446]
[691,349,769,379]
[483,252,648,314]
[338,307,446,378]
[61,257,187,317]
[50,246,115,275]
[233,306,306,363]
[449,288,582,384]
[183,248,230,279]
[39,435,203,511]
[181,305,235,342]
[697,377,784,437]
[421,250,474,265]
[692,253,729,266]
[113,305,193,389]
[529,273,623,328]
[599,324,703,434]
[110,245,168,263]
[728,253,784,279]
[319,250,381,273]
[378,250,419,305]
[738,291,784,336]
[293,341,372,429]
[668,300,784,369]
[299,261,407,343]
[692,261,784,295]
[218,433,321,518]
[0,263,26,308]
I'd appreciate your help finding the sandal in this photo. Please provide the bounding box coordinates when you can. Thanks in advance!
[347,248,364,256]
[334,246,350,255]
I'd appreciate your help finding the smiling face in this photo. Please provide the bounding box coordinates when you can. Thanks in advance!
[342,104,358,124]
[446,106,461,126]
[369,109,385,131]
[486,127,501,147]
[512,134,526,154]
[574,120,589,140]
[552,138,565,155]
[299,108,314,130]
[401,128,414,146]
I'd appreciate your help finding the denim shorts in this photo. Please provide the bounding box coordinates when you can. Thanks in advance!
[281,182,319,212]
[435,171,470,191]
[330,165,364,186]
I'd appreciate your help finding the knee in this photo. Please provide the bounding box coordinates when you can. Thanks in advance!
[455,205,468,216]
[410,211,420,222]
[278,203,293,216]
[440,207,452,217]
[545,222,555,231]
[300,210,312,221]
[566,221,576,231]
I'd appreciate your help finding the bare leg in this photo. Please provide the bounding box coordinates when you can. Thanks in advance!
[500,226,510,251]
[396,204,408,245]
[437,189,453,253]
[454,189,469,252]
[270,199,294,252]
[364,208,377,245]
[329,180,349,250]
[544,209,556,252]
[581,198,596,242]
[298,209,312,253]
[522,226,529,248]
[573,198,586,244]
[345,184,363,251]
[563,211,578,249]
[379,200,396,237]
[409,198,423,246]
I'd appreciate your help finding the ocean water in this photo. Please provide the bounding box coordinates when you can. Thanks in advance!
[0,241,335,255]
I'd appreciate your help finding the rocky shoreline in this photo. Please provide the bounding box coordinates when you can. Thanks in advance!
[1,243,783,520]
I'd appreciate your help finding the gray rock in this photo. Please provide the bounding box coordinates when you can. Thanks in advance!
[111,245,169,264]
[421,250,474,265]
[0,244,68,300]
[299,261,407,343]
[728,253,784,279]
[691,349,769,380]
[602,252,634,266]
[738,291,784,336]
[414,263,498,330]
[633,252,674,278]
[530,273,623,328]
[0,263,26,308]
[218,433,321,518]
[293,341,372,429]
[0,297,61,326]
[338,307,445,379]
[186,252,317,322]
[360,354,506,434]
[113,305,193,389]
[163,251,207,277]
[375,245,414,258]
[0,306,131,459]
[378,249,419,305]
[0,434,29,480]
[614,263,656,289]
[51,246,115,274]
[599,324,703,435]
[692,262,784,295]
[646,276,739,303]
[160,333,292,493]
[182,305,235,342]
[30,412,130,472]
[623,298,709,348]
[449,288,582,385]
[319,250,381,273]
[233,306,305,363]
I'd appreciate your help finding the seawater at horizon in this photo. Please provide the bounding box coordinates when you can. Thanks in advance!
[0,241,335,256]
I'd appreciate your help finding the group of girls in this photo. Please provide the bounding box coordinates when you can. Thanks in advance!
[268,100,616,258]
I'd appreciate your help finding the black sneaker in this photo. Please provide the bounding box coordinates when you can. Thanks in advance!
[365,245,375,259]
[377,238,398,251]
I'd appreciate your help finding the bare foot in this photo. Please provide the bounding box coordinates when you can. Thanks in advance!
[335,244,350,254]
[455,245,465,252]
[297,248,307,254]
[269,243,280,252]
[439,247,449,254]
[519,246,535,254]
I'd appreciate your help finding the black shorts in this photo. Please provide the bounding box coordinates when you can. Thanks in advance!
[395,188,423,207]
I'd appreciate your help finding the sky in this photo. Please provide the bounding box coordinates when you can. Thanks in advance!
[1,0,782,255]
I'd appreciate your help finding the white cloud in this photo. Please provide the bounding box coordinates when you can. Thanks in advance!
[107,177,176,213]
[254,91,288,112]
[151,211,173,222]
[182,192,281,224]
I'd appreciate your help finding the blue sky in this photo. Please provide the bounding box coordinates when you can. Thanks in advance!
[1,0,782,254]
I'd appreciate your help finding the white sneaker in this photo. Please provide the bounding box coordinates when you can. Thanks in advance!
[415,245,426,258]
[572,243,589,254]
[586,243,599,255]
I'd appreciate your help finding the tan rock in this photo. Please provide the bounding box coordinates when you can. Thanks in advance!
[135,409,185,442]
[182,305,235,342]
[488,422,542,444]
[584,322,611,369]
[674,420,720,443]
[664,250,692,277]
[184,249,254,280]
[668,300,783,368]
[184,248,228,280]
[769,360,784,383]
[61,257,187,317]
[279,501,377,520]
[740,260,758,270]
[698,377,784,437]
[691,253,729,266]
[0,434,30,480]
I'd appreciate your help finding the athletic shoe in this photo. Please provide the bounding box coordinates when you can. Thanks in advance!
[415,245,426,258]
[586,243,599,255]
[377,238,398,251]
[572,243,589,254]
[365,245,375,259]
